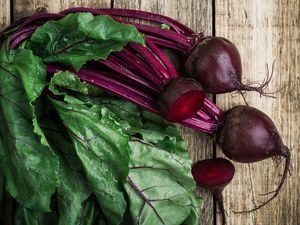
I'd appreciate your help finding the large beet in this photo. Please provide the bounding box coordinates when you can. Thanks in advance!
[217,105,291,212]
[185,36,242,94]
[185,36,273,95]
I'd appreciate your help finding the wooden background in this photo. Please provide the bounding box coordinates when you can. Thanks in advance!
[0,0,299,225]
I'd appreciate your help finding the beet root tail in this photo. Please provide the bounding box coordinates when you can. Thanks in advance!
[233,147,291,213]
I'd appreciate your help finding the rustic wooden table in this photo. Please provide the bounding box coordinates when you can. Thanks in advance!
[0,0,299,225]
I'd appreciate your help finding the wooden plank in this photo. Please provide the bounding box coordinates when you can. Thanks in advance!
[0,0,10,30]
[113,1,214,225]
[13,0,111,20]
[215,0,300,225]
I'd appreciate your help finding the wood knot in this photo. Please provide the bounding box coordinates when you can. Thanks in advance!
[35,7,48,13]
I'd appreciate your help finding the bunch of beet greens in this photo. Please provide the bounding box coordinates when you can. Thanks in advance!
[0,7,290,225]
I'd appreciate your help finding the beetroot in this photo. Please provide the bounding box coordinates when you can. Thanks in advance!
[185,36,272,95]
[192,158,235,225]
[217,105,291,211]
[157,77,205,122]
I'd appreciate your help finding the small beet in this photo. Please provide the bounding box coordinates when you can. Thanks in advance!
[192,158,235,225]
[217,105,291,212]
[185,36,272,95]
[157,77,205,122]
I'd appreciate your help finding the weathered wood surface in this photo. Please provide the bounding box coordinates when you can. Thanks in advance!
[215,0,300,225]
[1,0,299,224]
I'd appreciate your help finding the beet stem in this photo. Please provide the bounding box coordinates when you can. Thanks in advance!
[129,43,170,83]
[46,65,220,134]
[147,36,185,51]
[124,21,192,48]
[97,8,196,35]
[114,49,164,87]
[60,7,194,49]
[146,38,179,78]
[234,146,291,213]
[98,56,161,95]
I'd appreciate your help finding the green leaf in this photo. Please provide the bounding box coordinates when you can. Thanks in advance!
[125,141,201,225]
[49,70,102,97]
[0,45,59,212]
[0,171,3,221]
[26,12,145,71]
[76,95,187,158]
[80,95,142,129]
[160,24,171,30]
[14,205,57,225]
[79,197,108,225]
[41,119,92,225]
[51,99,130,225]
[65,196,108,225]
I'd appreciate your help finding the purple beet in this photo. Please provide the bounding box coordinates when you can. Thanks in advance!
[192,158,235,225]
[217,105,291,212]
[185,36,272,95]
[157,77,205,122]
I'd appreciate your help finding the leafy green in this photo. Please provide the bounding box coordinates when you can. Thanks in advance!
[78,197,108,225]
[49,70,102,97]
[0,171,3,222]
[46,70,200,224]
[80,94,188,158]
[26,12,145,71]
[51,98,130,225]
[160,24,171,30]
[14,206,57,225]
[0,19,201,224]
[41,119,92,225]
[0,43,59,212]
[125,141,200,225]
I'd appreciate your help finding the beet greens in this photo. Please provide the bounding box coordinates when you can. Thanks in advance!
[0,7,292,225]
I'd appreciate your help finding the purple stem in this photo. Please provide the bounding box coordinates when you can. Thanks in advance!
[181,116,219,134]
[98,56,161,95]
[60,7,194,50]
[47,65,158,113]
[147,36,185,51]
[124,21,193,49]
[146,38,179,78]
[9,26,37,49]
[18,13,64,29]
[46,65,220,134]
[196,109,215,121]
[97,8,196,36]
[0,16,28,43]
[114,48,164,86]
[203,98,224,121]
[129,43,170,83]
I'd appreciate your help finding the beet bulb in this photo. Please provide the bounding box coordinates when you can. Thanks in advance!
[217,105,291,212]
[192,158,235,225]
[185,36,272,95]
[157,77,205,122]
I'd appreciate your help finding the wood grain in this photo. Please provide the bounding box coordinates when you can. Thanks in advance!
[113,1,214,224]
[13,0,111,20]
[1,0,299,224]
[215,0,300,225]
[0,0,10,30]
